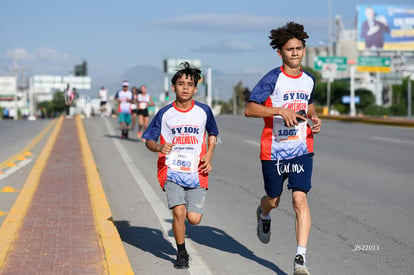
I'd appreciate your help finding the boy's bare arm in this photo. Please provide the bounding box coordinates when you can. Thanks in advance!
[145,140,174,154]
[200,135,217,173]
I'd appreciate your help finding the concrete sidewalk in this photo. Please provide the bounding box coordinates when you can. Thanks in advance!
[0,116,133,274]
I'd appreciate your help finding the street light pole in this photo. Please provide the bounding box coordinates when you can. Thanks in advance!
[206,66,212,107]
[13,52,18,120]
[408,75,412,118]
[349,61,356,116]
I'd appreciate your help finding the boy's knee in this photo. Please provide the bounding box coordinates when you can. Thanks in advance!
[263,195,280,209]
[187,213,203,225]
[292,191,308,210]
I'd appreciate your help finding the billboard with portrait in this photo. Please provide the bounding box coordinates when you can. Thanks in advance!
[357,5,414,51]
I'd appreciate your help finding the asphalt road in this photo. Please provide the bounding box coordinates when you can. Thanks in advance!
[83,115,414,275]
[1,115,413,274]
[0,119,51,162]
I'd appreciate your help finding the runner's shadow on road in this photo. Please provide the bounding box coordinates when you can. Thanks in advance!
[104,134,141,142]
[114,220,176,264]
[174,219,288,275]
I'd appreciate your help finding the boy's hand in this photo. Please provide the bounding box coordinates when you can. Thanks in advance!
[159,143,174,154]
[280,108,306,127]
[309,115,321,133]
[199,153,213,174]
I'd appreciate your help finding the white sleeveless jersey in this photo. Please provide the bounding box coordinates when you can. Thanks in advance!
[138,94,151,110]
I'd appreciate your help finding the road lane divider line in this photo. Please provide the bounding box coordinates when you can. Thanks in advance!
[104,118,214,275]
[0,116,63,269]
[0,159,32,181]
[76,116,134,275]
[244,140,260,146]
[370,135,414,145]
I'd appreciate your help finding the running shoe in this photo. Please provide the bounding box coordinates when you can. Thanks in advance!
[174,250,189,269]
[256,205,271,243]
[293,254,310,275]
[137,131,142,139]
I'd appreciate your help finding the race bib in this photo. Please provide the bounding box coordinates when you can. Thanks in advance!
[139,102,148,109]
[165,151,199,173]
[273,117,307,142]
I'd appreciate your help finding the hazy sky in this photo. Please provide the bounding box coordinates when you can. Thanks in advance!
[1,0,413,81]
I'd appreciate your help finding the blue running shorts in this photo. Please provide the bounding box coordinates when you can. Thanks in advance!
[261,153,313,198]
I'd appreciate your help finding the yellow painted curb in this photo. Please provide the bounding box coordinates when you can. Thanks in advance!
[0,116,63,270]
[320,115,414,128]
[76,116,134,275]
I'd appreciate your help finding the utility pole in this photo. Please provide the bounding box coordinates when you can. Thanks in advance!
[349,61,356,116]
[206,66,212,107]
[28,77,36,120]
[328,0,332,56]
[232,90,237,115]
[163,59,169,103]
[13,52,18,120]
[408,75,413,118]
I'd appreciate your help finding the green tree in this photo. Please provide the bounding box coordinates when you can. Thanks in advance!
[303,66,325,106]
[356,89,375,113]
[36,90,66,118]
[233,81,247,115]
[52,91,66,113]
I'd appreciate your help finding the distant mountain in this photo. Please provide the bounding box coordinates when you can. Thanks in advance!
[90,65,264,102]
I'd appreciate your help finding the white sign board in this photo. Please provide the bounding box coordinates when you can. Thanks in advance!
[0,76,17,95]
[166,59,201,74]
[322,63,338,80]
[32,75,91,90]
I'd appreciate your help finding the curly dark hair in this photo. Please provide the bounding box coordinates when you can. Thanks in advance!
[171,62,202,87]
[269,22,309,50]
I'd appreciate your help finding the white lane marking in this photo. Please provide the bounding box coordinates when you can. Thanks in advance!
[243,140,260,146]
[104,118,213,275]
[0,159,32,181]
[370,136,414,145]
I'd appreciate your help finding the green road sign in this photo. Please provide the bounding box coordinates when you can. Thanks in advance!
[314,56,348,71]
[357,56,391,73]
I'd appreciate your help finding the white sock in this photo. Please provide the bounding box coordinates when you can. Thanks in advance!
[296,246,307,262]
[260,213,270,220]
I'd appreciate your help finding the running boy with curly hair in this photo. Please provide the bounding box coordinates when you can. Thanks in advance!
[245,22,322,275]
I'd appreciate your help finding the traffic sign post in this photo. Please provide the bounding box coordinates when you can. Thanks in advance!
[357,56,391,73]
[314,56,347,114]
[314,56,348,71]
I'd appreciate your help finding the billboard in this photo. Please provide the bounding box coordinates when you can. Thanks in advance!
[357,5,414,51]
[32,75,91,90]
[0,76,17,99]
